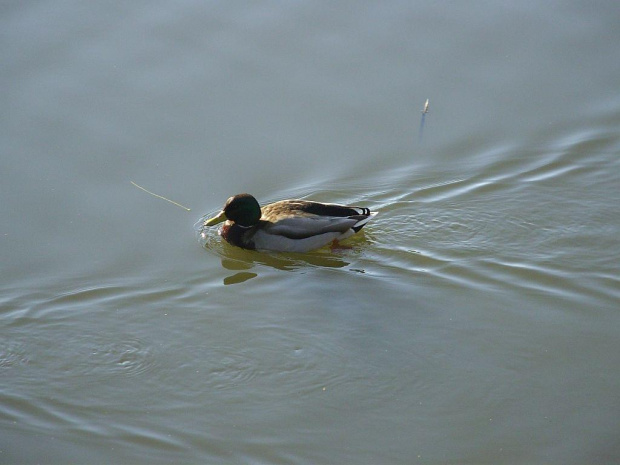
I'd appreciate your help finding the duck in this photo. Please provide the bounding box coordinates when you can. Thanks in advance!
[203,193,377,253]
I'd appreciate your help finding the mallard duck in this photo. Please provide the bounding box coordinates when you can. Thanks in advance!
[203,193,377,252]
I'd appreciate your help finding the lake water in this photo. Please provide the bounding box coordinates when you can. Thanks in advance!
[2,1,620,463]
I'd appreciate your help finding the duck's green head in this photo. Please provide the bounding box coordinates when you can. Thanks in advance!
[204,193,261,228]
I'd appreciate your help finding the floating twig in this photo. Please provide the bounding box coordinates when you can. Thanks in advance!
[419,98,429,143]
[131,181,191,211]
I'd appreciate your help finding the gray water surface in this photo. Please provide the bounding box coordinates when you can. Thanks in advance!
[2,2,620,464]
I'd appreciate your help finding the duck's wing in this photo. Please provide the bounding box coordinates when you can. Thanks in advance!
[249,200,376,252]
[263,215,364,239]
[261,200,376,239]
[263,200,370,218]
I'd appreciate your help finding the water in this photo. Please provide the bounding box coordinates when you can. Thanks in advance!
[2,1,620,463]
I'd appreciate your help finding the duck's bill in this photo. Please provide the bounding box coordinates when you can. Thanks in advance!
[204,210,227,226]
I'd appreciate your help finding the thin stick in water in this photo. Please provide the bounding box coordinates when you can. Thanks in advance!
[419,98,429,143]
[131,181,191,211]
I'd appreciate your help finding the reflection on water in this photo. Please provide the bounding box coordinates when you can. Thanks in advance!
[196,213,364,284]
[223,271,257,285]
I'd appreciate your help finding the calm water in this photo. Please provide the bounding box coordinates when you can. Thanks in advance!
[2,1,620,463]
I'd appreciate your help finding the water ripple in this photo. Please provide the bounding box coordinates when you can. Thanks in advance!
[0,341,30,368]
[84,335,158,377]
[169,323,403,405]
[352,124,620,308]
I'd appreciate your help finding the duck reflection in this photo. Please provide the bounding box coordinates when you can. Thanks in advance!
[217,244,351,284]
[197,218,367,284]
